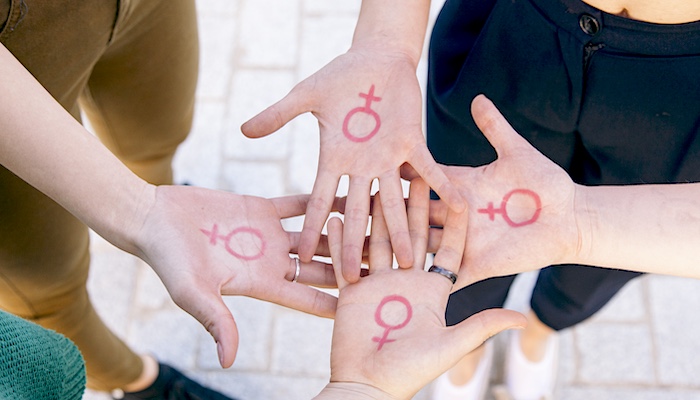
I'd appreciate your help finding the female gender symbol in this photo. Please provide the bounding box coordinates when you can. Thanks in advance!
[478,189,542,227]
[372,294,413,351]
[200,223,266,261]
[342,84,382,143]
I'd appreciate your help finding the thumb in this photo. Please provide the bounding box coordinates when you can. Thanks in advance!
[241,84,311,138]
[446,308,527,356]
[470,95,529,158]
[175,290,240,368]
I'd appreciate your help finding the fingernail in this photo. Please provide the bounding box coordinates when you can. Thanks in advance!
[217,341,225,367]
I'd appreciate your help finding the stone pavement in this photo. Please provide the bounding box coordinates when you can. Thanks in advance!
[84,0,700,399]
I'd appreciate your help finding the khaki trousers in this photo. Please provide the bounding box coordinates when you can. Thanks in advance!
[0,0,198,390]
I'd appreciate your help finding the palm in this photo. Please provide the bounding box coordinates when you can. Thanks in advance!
[331,268,457,398]
[431,96,579,287]
[242,49,463,280]
[134,185,336,367]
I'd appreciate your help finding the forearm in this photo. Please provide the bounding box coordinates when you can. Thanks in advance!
[574,183,700,279]
[314,383,400,400]
[0,44,153,253]
[352,0,431,65]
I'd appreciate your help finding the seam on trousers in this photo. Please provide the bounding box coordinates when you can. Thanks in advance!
[7,0,27,32]
[0,268,39,317]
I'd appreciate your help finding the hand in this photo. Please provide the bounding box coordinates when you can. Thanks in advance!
[427,95,580,288]
[241,49,464,283]
[131,186,337,368]
[316,179,525,400]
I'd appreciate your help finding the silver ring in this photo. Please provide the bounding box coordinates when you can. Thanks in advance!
[292,257,301,283]
[428,265,457,285]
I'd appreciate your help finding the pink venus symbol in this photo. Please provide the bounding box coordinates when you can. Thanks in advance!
[372,295,413,351]
[200,223,266,261]
[342,85,382,142]
[478,189,542,227]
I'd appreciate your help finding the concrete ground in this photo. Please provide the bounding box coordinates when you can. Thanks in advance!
[84,0,700,399]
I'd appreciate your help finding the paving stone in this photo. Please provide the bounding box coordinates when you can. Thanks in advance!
[287,113,321,194]
[558,385,700,400]
[303,0,360,15]
[224,70,295,160]
[132,261,173,311]
[587,276,647,323]
[238,0,300,68]
[87,235,139,338]
[174,101,226,188]
[127,309,203,369]
[298,15,357,79]
[222,161,287,198]
[648,275,700,387]
[197,296,275,372]
[271,309,333,377]
[196,14,237,100]
[574,321,655,385]
[200,371,328,400]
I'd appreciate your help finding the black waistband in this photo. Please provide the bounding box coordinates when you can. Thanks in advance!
[529,0,700,55]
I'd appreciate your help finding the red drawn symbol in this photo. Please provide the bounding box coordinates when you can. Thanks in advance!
[372,295,413,351]
[200,224,266,260]
[478,189,542,227]
[342,85,382,143]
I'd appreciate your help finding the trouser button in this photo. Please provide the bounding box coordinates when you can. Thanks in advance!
[579,14,600,35]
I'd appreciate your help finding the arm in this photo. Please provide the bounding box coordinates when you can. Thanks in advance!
[242,0,464,282]
[427,95,700,287]
[576,183,700,278]
[0,44,337,368]
[314,179,525,400]
[0,43,150,253]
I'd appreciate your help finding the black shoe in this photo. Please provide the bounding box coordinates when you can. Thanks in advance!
[113,363,237,400]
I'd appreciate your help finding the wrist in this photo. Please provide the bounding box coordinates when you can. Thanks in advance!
[571,183,594,266]
[314,382,400,400]
[351,0,430,67]
[116,181,157,256]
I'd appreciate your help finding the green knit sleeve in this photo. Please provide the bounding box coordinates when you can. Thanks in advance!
[0,310,85,400]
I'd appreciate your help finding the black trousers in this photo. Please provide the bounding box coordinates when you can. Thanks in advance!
[427,0,700,329]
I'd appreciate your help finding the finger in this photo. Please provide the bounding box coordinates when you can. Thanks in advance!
[273,194,346,219]
[431,206,469,276]
[288,232,370,260]
[447,309,527,358]
[271,194,310,218]
[299,170,340,262]
[429,199,449,227]
[341,177,371,282]
[400,162,420,181]
[265,282,339,319]
[327,216,349,289]
[409,145,466,213]
[378,171,413,268]
[240,84,311,138]
[407,178,430,269]
[174,290,239,368]
[369,192,394,271]
[426,227,444,254]
[286,258,337,288]
[335,195,348,215]
[471,94,527,158]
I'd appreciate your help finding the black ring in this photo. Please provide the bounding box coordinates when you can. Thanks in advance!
[428,265,458,285]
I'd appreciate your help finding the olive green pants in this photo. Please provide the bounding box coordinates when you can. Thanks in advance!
[0,0,198,390]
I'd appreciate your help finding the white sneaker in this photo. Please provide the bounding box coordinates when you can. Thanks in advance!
[505,329,559,400]
[429,340,494,400]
